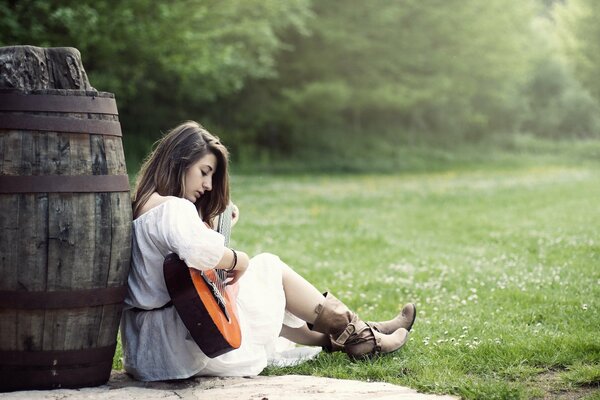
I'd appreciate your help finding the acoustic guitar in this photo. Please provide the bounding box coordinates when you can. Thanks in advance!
[163,205,242,358]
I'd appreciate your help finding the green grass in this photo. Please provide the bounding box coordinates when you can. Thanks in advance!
[232,166,599,399]
[230,133,600,174]
[115,139,600,399]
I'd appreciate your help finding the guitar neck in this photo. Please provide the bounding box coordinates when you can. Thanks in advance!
[216,204,233,247]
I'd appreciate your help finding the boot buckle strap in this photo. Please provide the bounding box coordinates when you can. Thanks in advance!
[333,315,359,345]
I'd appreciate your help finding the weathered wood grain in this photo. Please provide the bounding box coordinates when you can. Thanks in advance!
[0,131,20,351]
[0,46,92,91]
[15,192,48,351]
[0,46,131,389]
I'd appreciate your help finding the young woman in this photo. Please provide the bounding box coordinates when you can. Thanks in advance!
[121,121,416,381]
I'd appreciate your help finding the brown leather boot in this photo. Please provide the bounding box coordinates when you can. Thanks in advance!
[368,303,416,334]
[310,293,409,359]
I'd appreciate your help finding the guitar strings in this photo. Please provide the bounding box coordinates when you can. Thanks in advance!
[215,208,232,300]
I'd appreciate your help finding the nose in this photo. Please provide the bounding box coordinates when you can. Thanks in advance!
[202,178,212,191]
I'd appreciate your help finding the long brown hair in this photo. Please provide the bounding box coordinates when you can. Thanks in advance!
[133,121,230,225]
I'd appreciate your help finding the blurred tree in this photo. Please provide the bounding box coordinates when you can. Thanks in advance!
[2,0,596,170]
[225,0,537,160]
[519,13,600,138]
[554,0,600,104]
[0,0,311,165]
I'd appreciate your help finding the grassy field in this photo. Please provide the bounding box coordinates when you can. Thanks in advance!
[116,140,600,399]
[232,165,599,399]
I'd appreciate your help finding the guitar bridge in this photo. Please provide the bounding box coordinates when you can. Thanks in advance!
[200,271,231,323]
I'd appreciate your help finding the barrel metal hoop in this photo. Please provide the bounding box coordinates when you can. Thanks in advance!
[0,93,118,114]
[0,286,127,309]
[0,344,115,390]
[0,114,122,136]
[0,343,117,367]
[0,361,113,391]
[0,175,130,193]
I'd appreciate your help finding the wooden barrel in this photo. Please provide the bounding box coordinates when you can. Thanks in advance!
[0,47,132,391]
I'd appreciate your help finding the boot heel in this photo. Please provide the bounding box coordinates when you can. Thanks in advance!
[347,327,409,360]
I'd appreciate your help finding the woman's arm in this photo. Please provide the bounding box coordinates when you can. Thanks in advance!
[215,248,249,285]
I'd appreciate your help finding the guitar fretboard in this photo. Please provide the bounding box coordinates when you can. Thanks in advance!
[216,204,233,247]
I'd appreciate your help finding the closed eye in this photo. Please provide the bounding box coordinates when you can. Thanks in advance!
[200,164,214,177]
[201,167,212,176]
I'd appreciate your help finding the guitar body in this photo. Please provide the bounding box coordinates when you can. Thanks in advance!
[163,254,241,358]
[163,205,241,358]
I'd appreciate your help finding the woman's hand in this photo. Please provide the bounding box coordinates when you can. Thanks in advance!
[227,250,249,285]
[231,203,240,227]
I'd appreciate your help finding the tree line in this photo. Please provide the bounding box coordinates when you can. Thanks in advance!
[1,0,599,170]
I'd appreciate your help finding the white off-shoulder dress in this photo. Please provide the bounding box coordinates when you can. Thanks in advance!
[120,197,304,381]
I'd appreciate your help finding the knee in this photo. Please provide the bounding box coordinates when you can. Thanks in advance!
[251,252,281,265]
[250,253,294,277]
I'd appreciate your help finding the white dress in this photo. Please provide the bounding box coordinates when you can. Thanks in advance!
[120,197,304,381]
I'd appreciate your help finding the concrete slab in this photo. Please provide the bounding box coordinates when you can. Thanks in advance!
[0,371,457,400]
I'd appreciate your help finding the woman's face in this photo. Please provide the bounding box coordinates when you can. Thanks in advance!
[183,153,217,203]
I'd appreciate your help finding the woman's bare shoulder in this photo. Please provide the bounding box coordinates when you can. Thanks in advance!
[136,193,181,219]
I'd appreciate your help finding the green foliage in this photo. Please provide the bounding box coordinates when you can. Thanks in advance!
[0,0,312,159]
[516,6,600,139]
[555,0,600,104]
[230,0,538,153]
[0,0,311,100]
[2,1,600,169]
[521,57,600,138]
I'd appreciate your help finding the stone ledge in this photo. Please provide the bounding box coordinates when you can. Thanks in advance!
[0,371,458,400]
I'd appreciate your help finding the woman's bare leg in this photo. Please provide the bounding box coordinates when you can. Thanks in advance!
[279,262,411,356]
[281,264,324,324]
[280,324,329,347]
